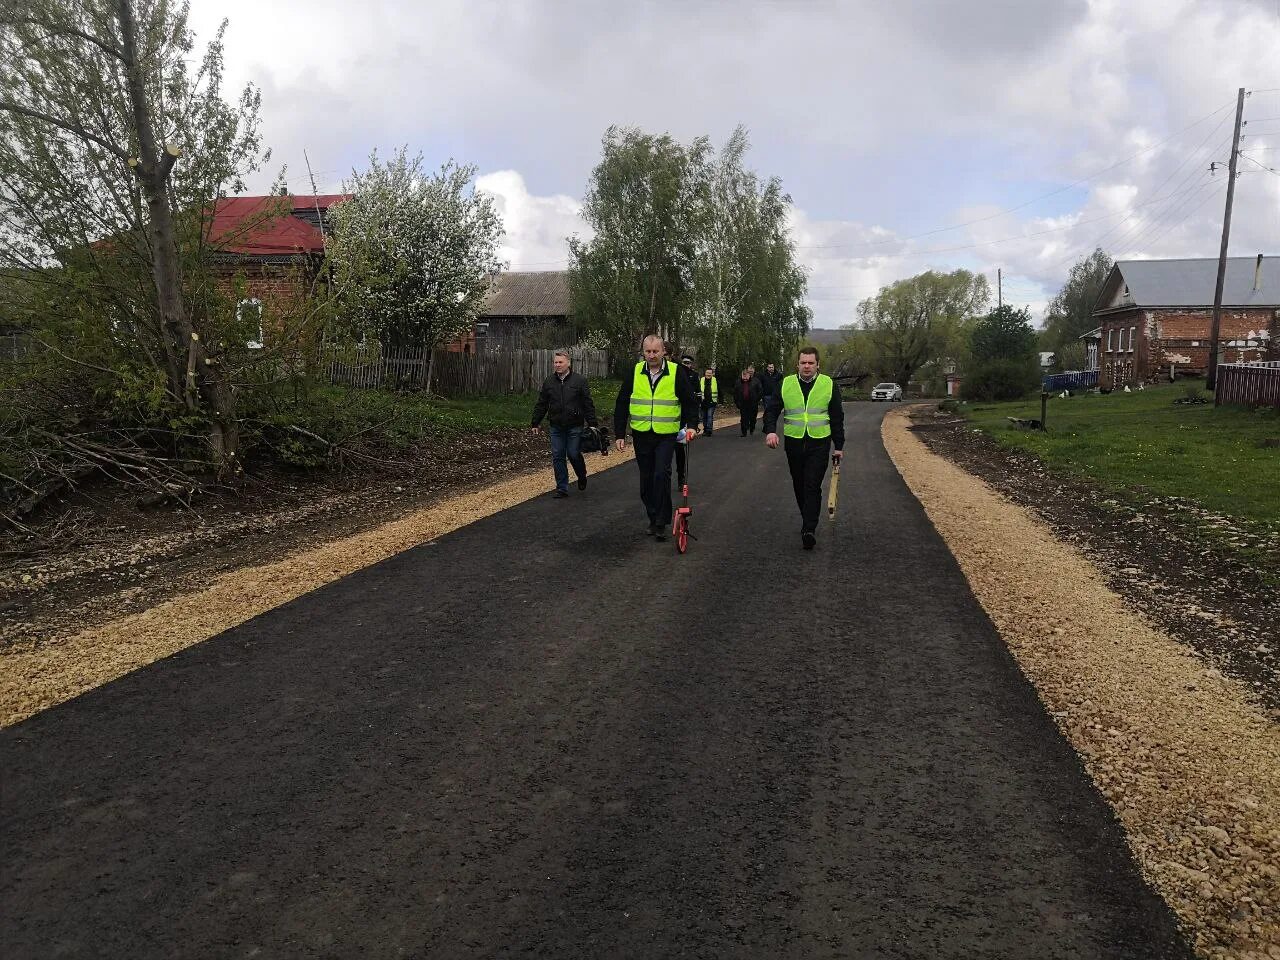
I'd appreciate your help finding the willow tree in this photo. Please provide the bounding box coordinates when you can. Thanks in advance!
[857,269,990,389]
[0,0,269,479]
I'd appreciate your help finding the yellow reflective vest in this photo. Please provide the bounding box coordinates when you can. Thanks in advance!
[629,361,681,434]
[780,373,833,439]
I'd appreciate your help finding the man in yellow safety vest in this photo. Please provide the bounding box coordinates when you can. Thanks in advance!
[614,335,702,540]
[763,345,845,550]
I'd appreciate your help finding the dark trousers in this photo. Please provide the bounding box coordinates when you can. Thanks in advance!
[633,431,677,526]
[675,442,687,486]
[548,425,585,493]
[784,435,831,534]
[739,403,758,435]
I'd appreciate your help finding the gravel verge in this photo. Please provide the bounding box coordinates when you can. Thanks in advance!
[883,406,1279,960]
[905,411,1278,713]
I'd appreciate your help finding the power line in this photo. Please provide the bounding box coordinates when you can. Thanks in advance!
[1105,164,1221,255]
[1071,134,1231,260]
[800,175,1233,264]
[793,99,1238,253]
[1239,153,1280,177]
[1048,118,1236,268]
[1121,174,1222,254]
[1129,180,1227,263]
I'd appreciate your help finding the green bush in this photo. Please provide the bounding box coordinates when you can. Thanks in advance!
[961,358,1041,402]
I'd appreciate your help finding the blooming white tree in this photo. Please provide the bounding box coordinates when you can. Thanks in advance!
[326,149,505,389]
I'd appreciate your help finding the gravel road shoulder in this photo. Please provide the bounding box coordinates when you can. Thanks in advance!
[883,406,1279,960]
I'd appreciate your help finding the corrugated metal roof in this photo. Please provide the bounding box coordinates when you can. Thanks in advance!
[206,195,351,256]
[480,271,571,317]
[1103,256,1280,310]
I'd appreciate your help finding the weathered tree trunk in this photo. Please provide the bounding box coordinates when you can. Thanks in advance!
[118,0,240,479]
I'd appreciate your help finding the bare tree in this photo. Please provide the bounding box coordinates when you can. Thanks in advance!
[0,0,270,479]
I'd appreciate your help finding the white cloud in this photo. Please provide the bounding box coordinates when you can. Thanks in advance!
[474,171,586,272]
[186,0,1280,330]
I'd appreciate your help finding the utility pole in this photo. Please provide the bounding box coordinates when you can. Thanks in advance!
[1206,87,1246,393]
[998,268,1003,310]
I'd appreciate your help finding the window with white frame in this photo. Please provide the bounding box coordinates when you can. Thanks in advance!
[1129,326,1136,353]
[1107,328,1114,352]
[239,298,263,350]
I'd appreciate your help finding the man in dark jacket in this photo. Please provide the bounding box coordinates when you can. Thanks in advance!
[615,336,701,540]
[531,349,599,498]
[733,368,762,435]
[755,361,782,411]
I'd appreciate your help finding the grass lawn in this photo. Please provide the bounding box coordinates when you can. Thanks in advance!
[960,380,1280,528]
[289,378,623,448]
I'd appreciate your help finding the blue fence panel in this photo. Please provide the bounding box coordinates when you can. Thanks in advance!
[1043,370,1099,391]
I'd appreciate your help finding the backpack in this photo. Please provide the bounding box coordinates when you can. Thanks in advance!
[579,424,611,455]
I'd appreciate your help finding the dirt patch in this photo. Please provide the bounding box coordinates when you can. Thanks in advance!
[884,407,1280,960]
[906,410,1279,714]
[0,429,554,653]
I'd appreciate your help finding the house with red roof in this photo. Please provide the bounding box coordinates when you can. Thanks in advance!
[206,193,349,347]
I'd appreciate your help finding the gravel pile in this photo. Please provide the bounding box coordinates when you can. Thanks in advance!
[884,408,1279,960]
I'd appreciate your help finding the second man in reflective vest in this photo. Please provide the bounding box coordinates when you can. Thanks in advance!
[615,335,702,540]
[763,346,845,550]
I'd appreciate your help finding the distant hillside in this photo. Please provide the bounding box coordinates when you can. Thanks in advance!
[802,328,854,346]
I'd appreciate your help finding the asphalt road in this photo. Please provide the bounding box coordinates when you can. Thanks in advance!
[2,404,1192,959]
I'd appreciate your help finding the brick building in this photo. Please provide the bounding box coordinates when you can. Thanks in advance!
[1093,256,1278,388]
[207,194,350,346]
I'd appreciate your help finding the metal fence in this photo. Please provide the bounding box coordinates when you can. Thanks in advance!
[1043,370,1099,392]
[316,344,610,396]
[1215,360,1280,410]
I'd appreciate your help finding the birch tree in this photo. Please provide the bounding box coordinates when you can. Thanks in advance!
[568,127,696,362]
[570,125,808,368]
[0,0,270,479]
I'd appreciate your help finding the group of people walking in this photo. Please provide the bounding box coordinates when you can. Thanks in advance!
[530,339,844,549]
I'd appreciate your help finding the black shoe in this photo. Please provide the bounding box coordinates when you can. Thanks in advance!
[645,522,658,536]
[577,476,587,490]
[654,527,668,542]
[802,531,816,550]
[552,490,569,499]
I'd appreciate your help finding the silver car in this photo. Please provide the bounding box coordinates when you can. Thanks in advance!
[870,382,903,402]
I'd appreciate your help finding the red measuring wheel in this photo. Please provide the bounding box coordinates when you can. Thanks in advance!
[673,490,691,554]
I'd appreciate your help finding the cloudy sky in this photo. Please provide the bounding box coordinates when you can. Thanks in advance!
[191,0,1280,328]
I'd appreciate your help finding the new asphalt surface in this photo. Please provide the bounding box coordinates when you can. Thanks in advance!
[2,404,1193,958]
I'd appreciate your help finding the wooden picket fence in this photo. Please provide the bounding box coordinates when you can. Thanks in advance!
[316,344,610,397]
[1215,360,1280,410]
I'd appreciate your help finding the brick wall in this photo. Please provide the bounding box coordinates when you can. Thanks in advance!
[210,260,317,350]
[1098,308,1144,389]
[1152,308,1275,379]
[1098,306,1276,386]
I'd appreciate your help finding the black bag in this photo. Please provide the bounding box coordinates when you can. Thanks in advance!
[579,424,610,455]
